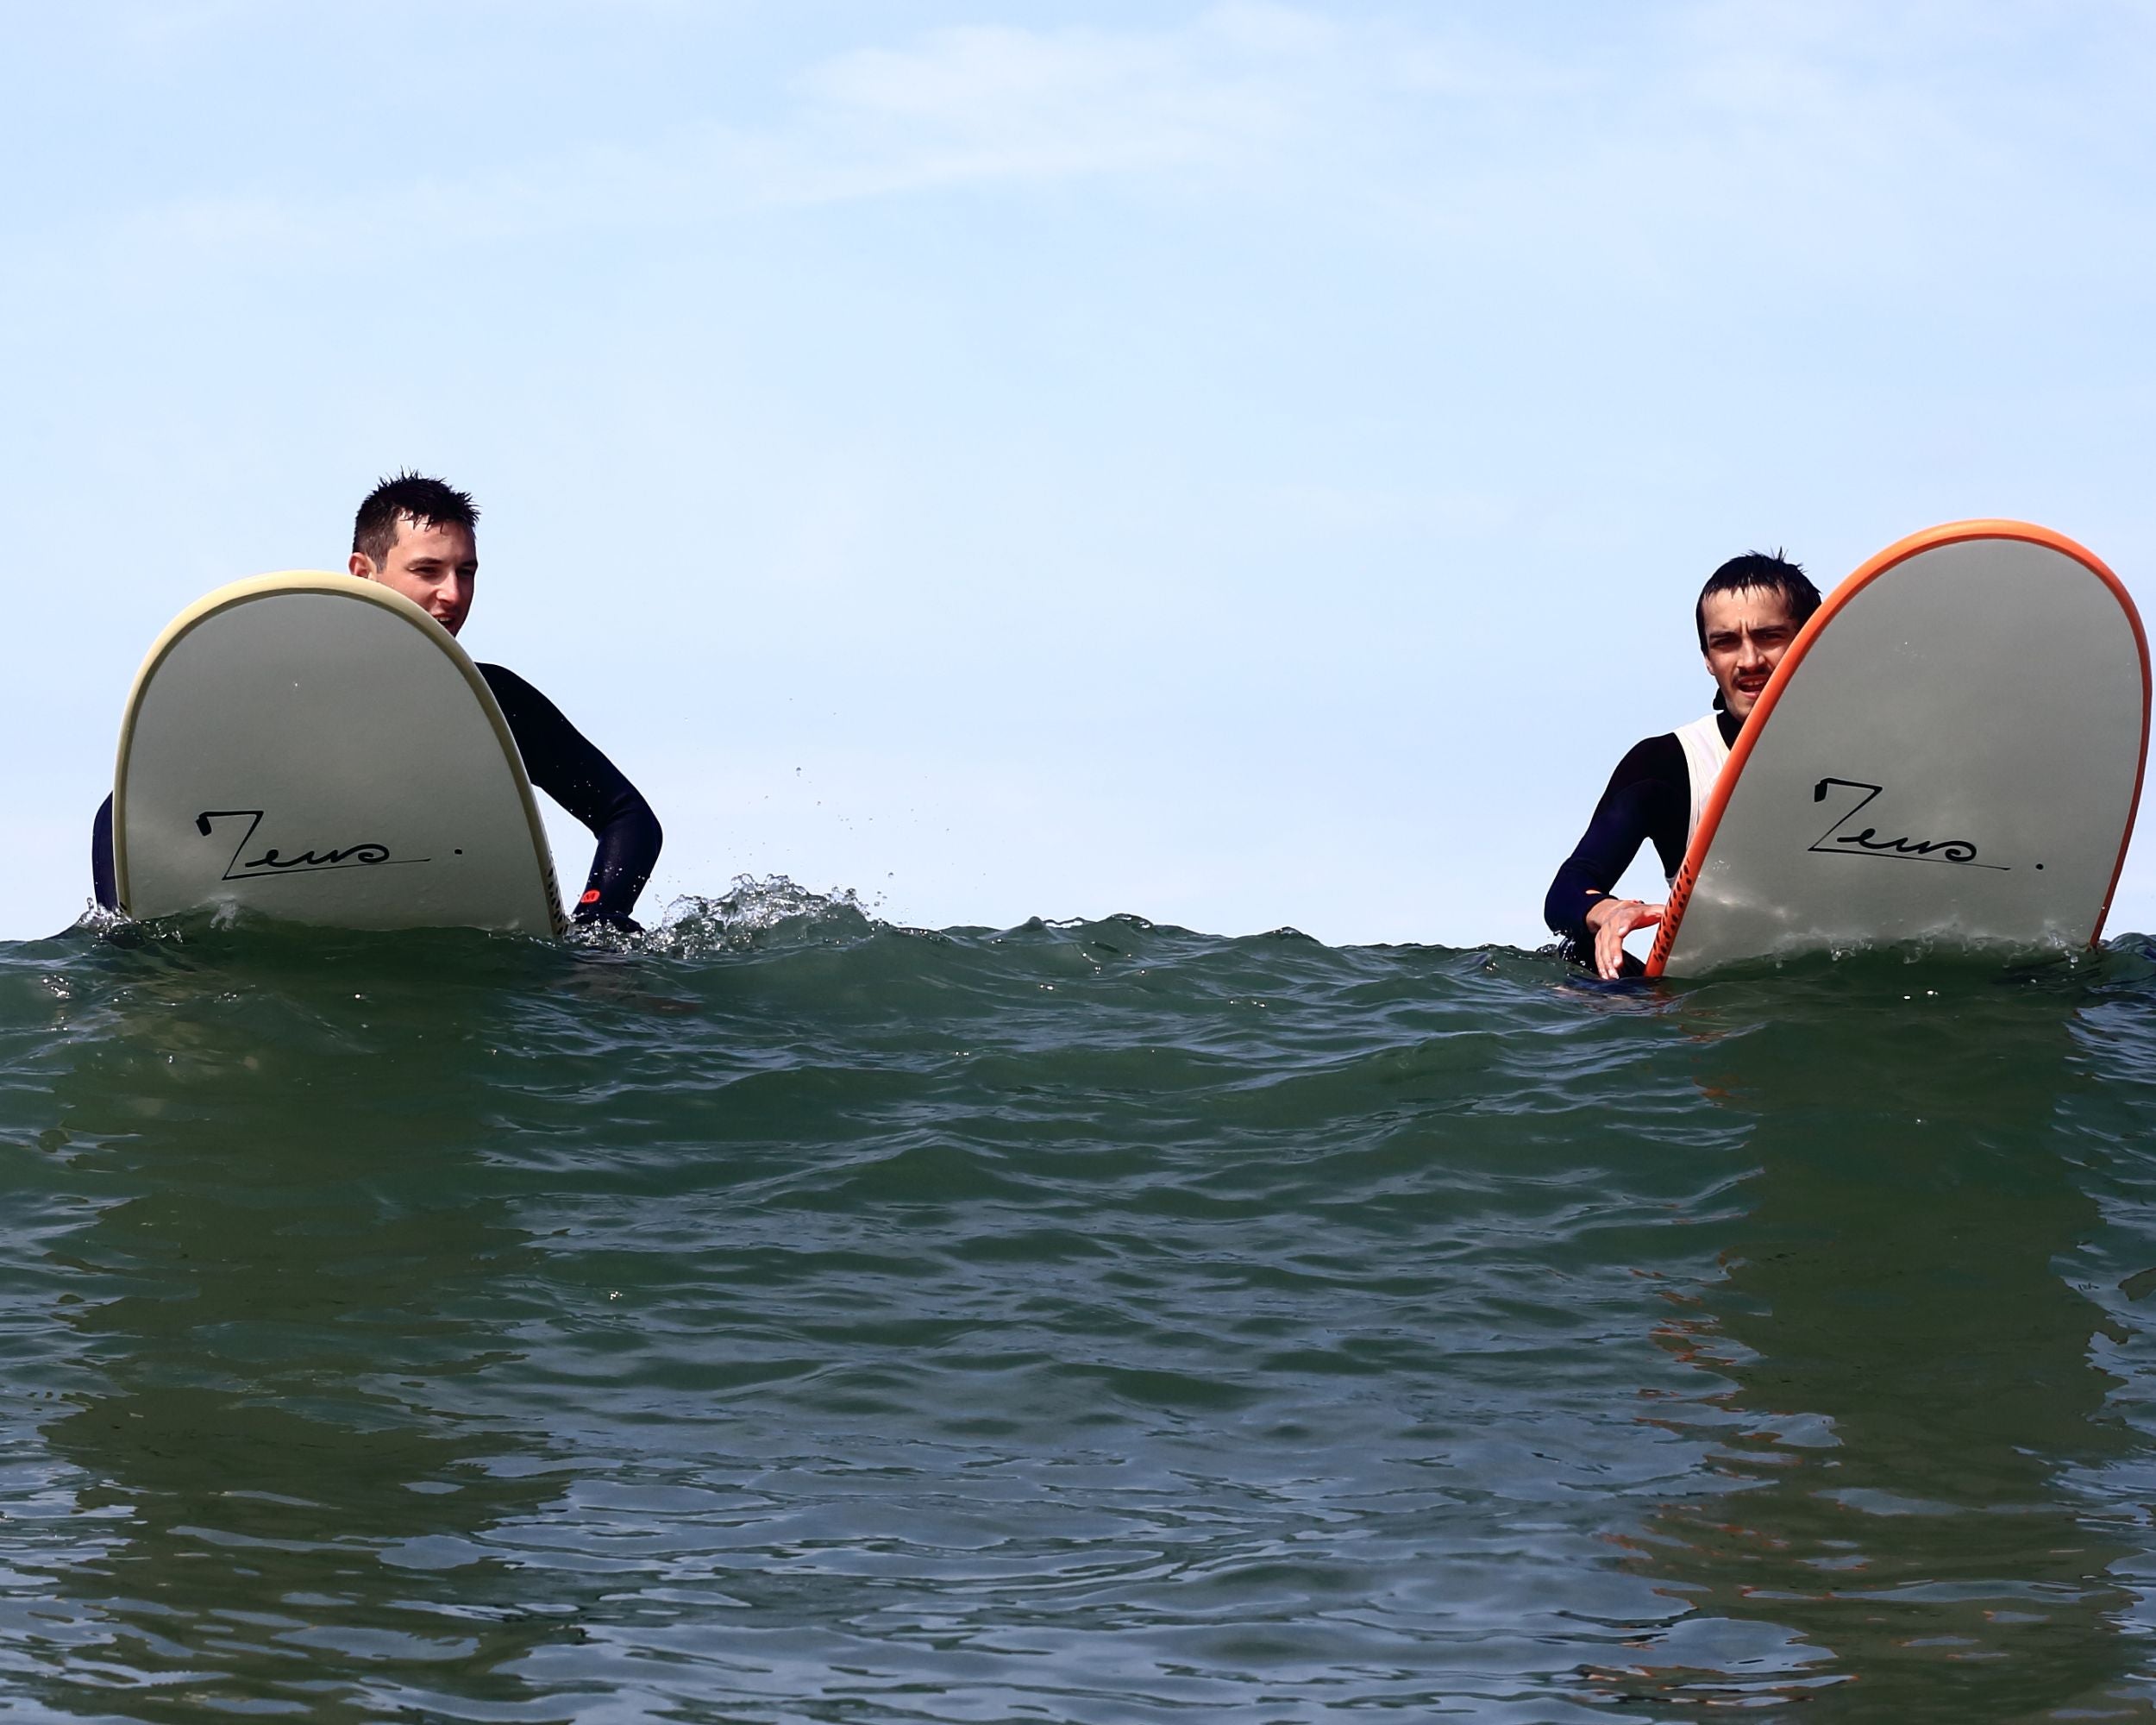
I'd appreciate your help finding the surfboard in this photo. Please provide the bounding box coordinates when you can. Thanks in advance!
[113,572,565,935]
[1645,521,2149,978]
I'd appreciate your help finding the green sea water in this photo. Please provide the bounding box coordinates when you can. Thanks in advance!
[2,881,2155,1721]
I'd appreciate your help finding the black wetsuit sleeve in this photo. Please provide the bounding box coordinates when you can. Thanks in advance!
[479,664,661,930]
[1544,735,1690,957]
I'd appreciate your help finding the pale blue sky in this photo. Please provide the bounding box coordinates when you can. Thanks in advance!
[5,2,2154,946]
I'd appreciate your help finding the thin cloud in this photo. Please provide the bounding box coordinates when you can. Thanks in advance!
[40,5,1480,266]
[20,0,2156,295]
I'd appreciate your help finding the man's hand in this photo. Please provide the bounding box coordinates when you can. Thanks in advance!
[1584,896,1664,980]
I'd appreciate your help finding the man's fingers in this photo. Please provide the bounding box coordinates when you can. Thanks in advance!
[1593,901,1667,979]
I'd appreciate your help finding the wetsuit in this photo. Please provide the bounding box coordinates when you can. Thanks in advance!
[91,663,661,930]
[1545,707,1741,960]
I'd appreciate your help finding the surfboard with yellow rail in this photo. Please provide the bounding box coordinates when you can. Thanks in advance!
[113,572,564,935]
[1645,522,2149,977]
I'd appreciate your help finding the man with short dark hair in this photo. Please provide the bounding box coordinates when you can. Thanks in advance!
[91,473,662,931]
[1545,551,1821,978]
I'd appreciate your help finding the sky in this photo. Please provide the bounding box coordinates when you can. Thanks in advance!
[4,0,2155,949]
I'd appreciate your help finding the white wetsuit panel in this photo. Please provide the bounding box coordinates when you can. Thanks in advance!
[1672,713,1731,875]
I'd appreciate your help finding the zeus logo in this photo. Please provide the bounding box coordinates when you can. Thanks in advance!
[195,809,420,881]
[1806,779,2008,871]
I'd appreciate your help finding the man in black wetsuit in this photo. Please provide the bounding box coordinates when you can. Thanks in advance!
[1545,553,1821,978]
[91,474,661,931]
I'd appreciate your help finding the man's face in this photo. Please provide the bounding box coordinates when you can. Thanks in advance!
[1700,586,1800,722]
[349,514,477,636]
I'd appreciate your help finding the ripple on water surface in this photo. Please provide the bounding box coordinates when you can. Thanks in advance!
[0,886,2152,1719]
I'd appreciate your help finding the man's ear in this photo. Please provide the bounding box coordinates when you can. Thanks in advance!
[348,552,375,580]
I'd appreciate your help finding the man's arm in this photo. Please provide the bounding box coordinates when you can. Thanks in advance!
[91,794,116,913]
[479,665,662,930]
[1545,737,1688,977]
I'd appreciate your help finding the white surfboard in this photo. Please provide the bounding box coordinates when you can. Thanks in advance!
[1646,522,2148,977]
[113,572,564,935]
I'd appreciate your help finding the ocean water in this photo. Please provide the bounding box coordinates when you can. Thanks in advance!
[2,883,2156,1722]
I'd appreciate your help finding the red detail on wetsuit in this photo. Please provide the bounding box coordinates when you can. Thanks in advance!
[580,889,601,905]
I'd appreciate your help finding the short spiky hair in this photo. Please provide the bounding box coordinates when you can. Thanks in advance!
[1695,549,1821,650]
[352,473,479,568]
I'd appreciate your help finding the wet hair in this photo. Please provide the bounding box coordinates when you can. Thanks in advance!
[1695,549,1821,650]
[352,472,479,569]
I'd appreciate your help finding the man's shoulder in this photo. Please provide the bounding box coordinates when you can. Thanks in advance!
[474,662,552,712]
[473,660,526,693]
[1607,729,1687,787]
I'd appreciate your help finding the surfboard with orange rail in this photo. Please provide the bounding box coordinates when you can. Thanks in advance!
[1645,522,2149,978]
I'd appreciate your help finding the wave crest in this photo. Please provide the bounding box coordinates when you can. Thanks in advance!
[612,875,883,957]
